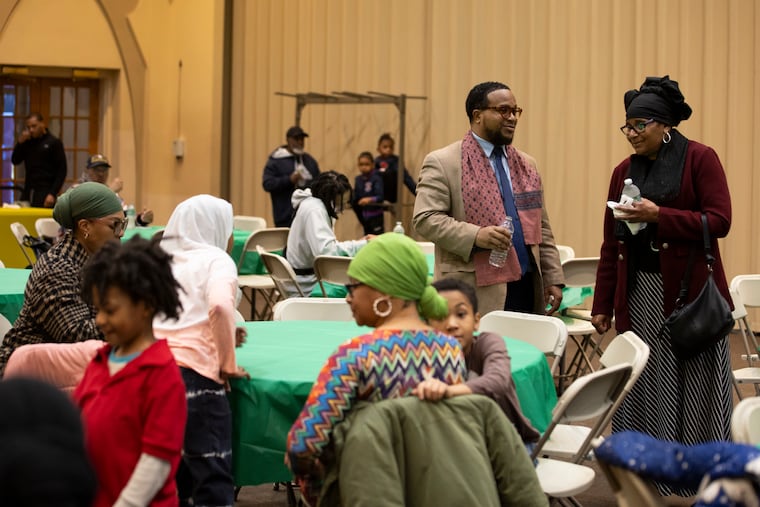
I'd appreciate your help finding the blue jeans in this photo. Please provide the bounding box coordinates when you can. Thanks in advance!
[177,367,234,507]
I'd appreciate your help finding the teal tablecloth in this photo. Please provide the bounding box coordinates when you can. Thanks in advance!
[228,320,557,486]
[122,226,265,276]
[0,268,31,323]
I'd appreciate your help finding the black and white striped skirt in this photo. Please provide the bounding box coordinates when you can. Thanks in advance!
[611,271,733,497]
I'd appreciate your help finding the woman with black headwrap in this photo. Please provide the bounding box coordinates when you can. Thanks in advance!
[591,76,733,497]
[0,182,125,377]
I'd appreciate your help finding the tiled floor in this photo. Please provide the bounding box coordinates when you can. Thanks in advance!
[232,327,758,506]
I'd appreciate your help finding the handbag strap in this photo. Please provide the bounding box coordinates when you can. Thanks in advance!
[675,214,713,307]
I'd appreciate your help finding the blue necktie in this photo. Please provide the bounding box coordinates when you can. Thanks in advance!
[492,147,529,275]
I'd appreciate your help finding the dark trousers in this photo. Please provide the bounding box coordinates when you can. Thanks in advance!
[361,214,384,235]
[504,274,535,313]
[178,367,235,507]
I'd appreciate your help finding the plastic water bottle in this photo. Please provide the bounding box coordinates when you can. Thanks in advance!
[488,217,514,268]
[126,204,136,229]
[393,221,405,234]
[620,178,646,234]
[620,178,641,206]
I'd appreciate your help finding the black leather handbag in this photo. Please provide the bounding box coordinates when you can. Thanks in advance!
[663,214,734,360]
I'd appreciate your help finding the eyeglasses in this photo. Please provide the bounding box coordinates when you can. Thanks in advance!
[93,217,128,236]
[482,105,523,119]
[344,282,365,296]
[620,119,655,135]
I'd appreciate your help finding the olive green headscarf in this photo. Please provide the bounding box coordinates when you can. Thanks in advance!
[53,182,123,230]
[347,233,448,320]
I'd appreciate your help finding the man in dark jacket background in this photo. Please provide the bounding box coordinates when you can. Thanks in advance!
[262,126,320,227]
[11,112,67,208]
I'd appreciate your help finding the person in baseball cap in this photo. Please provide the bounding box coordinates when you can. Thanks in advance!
[262,126,321,227]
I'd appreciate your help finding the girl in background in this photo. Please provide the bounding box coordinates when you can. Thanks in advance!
[154,194,248,507]
[374,133,417,204]
[352,151,385,235]
[75,237,187,507]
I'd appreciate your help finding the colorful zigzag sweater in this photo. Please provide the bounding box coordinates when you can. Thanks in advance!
[286,328,466,478]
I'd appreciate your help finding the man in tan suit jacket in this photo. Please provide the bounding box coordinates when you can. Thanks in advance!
[413,81,564,315]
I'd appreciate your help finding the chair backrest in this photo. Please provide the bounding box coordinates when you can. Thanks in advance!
[479,310,568,374]
[731,274,760,309]
[313,255,352,296]
[560,257,599,288]
[273,297,354,321]
[589,331,650,455]
[0,313,12,344]
[237,227,289,272]
[233,215,267,233]
[593,438,666,507]
[416,241,435,255]
[258,245,305,297]
[34,217,60,239]
[731,396,760,445]
[533,363,632,462]
[556,244,576,263]
[729,277,760,362]
[10,222,34,266]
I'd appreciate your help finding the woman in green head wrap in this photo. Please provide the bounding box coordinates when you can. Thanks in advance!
[0,182,125,377]
[286,233,468,504]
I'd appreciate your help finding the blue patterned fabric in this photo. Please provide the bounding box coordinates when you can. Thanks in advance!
[595,431,760,506]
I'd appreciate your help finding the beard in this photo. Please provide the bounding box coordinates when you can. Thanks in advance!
[291,147,305,156]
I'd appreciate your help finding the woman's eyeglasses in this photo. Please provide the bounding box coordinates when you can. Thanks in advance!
[620,119,655,135]
[93,217,128,236]
[344,282,365,295]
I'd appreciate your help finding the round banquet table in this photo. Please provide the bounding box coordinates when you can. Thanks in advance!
[0,268,32,323]
[228,319,558,486]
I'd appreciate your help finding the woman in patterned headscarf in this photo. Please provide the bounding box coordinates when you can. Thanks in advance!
[0,182,124,377]
[286,233,468,504]
[591,76,733,498]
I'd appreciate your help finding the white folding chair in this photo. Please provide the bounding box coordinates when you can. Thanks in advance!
[539,331,650,462]
[531,363,633,504]
[237,227,289,320]
[416,241,435,255]
[731,396,760,445]
[258,246,305,298]
[35,217,60,240]
[10,222,35,267]
[729,276,760,398]
[479,310,568,390]
[558,257,604,382]
[313,255,352,297]
[556,244,576,263]
[273,297,353,321]
[233,215,267,232]
[0,313,12,345]
[593,437,666,507]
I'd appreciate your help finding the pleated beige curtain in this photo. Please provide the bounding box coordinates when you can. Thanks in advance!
[230,0,760,280]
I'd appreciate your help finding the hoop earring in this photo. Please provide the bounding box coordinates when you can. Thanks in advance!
[84,231,89,239]
[662,131,672,144]
[372,297,392,318]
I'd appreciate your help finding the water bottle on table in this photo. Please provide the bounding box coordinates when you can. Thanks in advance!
[393,221,405,234]
[488,217,513,268]
[126,204,136,229]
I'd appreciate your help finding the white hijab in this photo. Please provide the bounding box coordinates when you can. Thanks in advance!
[156,194,236,329]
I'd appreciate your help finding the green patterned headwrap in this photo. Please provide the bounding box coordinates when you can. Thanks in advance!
[53,182,123,230]
[347,233,448,320]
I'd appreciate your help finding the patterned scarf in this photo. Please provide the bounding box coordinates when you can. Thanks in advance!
[461,131,543,286]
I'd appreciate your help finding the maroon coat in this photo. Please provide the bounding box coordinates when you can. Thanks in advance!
[591,140,732,332]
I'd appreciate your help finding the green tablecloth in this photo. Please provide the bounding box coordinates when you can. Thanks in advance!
[0,268,31,323]
[228,320,557,486]
[122,226,265,276]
